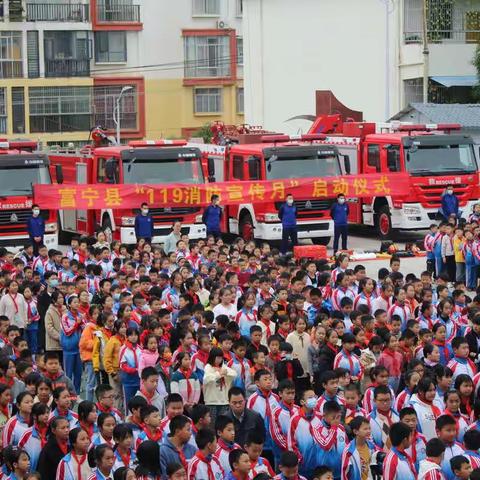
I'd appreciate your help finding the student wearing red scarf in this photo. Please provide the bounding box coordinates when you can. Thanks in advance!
[56,427,93,480]
[377,334,403,393]
[37,416,71,480]
[136,405,163,448]
[17,402,49,471]
[187,428,224,480]
[170,353,201,410]
[78,400,98,440]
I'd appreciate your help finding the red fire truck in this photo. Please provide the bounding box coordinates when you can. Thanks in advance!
[306,115,480,238]
[192,134,345,244]
[49,130,207,244]
[0,140,58,248]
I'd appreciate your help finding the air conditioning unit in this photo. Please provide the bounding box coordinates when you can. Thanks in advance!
[217,20,229,29]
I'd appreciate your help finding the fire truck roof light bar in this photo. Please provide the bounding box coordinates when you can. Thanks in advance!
[128,140,188,148]
[395,123,462,132]
[260,135,291,143]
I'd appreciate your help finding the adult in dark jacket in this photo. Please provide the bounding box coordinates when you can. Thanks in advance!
[202,194,222,238]
[278,194,298,254]
[225,386,265,447]
[134,202,154,243]
[37,417,71,480]
[466,315,480,368]
[330,193,350,252]
[440,184,459,220]
[37,271,58,352]
[27,204,45,256]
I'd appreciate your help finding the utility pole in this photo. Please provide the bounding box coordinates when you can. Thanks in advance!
[422,0,430,103]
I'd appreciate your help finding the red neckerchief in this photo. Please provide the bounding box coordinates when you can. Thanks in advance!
[56,407,69,417]
[144,426,162,442]
[0,377,14,388]
[129,416,144,430]
[102,327,113,340]
[213,366,226,390]
[72,451,87,479]
[195,451,215,480]
[96,402,113,415]
[383,348,401,372]
[0,403,10,419]
[326,342,338,355]
[140,387,155,404]
[44,371,61,382]
[286,361,293,379]
[269,352,281,362]
[195,349,209,365]
[9,293,18,313]
[125,341,139,367]
[377,409,394,426]
[278,329,288,340]
[251,341,261,352]
[159,359,172,376]
[117,447,131,468]
[57,439,69,455]
[180,368,194,401]
[80,421,94,439]
[35,423,48,448]
[259,318,273,338]
[461,396,472,417]
[175,443,188,471]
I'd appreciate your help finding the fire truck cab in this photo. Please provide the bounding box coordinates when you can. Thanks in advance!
[197,135,345,244]
[0,140,57,247]
[49,140,207,244]
[309,116,480,238]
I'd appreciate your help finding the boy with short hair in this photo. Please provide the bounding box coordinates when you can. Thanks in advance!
[450,456,472,480]
[436,414,465,480]
[315,371,345,415]
[400,406,427,471]
[226,449,251,480]
[270,379,298,452]
[333,332,363,382]
[43,351,76,398]
[96,383,123,423]
[228,338,252,392]
[187,428,224,480]
[341,415,376,480]
[383,422,416,480]
[418,438,447,480]
[214,415,240,475]
[159,392,185,438]
[447,338,477,381]
[273,451,307,480]
[462,429,480,469]
[243,431,275,478]
[312,466,334,480]
[136,405,162,447]
[135,366,165,416]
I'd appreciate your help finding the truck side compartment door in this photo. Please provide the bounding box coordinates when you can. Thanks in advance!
[76,163,88,233]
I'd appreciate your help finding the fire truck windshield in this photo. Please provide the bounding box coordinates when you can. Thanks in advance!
[0,165,51,196]
[265,150,341,180]
[406,143,477,176]
[123,158,204,184]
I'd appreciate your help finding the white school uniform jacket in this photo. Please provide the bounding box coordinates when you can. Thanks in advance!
[187,451,224,480]
[408,394,442,441]
[383,447,416,480]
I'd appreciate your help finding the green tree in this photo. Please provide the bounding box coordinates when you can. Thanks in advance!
[193,124,213,144]
[473,42,480,101]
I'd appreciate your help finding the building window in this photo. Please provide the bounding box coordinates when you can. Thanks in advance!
[192,0,220,16]
[0,88,6,134]
[404,78,423,106]
[237,0,243,16]
[95,31,127,63]
[237,87,244,114]
[184,35,230,78]
[93,85,137,130]
[236,37,243,65]
[12,87,25,134]
[194,87,222,113]
[0,31,23,78]
[44,31,91,77]
[29,86,92,133]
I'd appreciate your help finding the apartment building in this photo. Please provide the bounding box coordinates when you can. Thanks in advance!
[0,0,244,145]
[243,0,480,132]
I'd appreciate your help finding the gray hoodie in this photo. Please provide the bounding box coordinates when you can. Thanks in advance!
[418,458,444,480]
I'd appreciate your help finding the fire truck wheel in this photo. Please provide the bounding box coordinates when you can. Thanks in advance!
[376,205,392,239]
[239,213,254,242]
[312,237,330,246]
[102,216,113,243]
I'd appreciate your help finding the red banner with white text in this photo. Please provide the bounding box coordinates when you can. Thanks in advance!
[33,174,410,210]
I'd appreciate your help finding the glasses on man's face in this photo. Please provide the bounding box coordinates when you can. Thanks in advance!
[376,398,391,404]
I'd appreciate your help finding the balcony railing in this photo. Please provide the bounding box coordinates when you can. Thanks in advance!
[404,0,480,43]
[96,2,140,22]
[26,3,89,22]
[0,60,23,78]
[45,58,90,77]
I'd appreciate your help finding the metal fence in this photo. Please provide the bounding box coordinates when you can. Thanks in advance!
[96,1,140,22]
[26,3,89,22]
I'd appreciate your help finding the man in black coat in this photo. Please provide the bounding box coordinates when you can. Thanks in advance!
[37,271,58,351]
[225,386,265,447]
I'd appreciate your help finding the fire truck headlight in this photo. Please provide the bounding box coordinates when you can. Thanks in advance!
[195,215,204,223]
[121,216,135,226]
[45,222,57,233]
[403,205,421,216]
[264,213,280,222]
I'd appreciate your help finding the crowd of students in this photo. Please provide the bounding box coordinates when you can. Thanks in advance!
[2,229,480,479]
